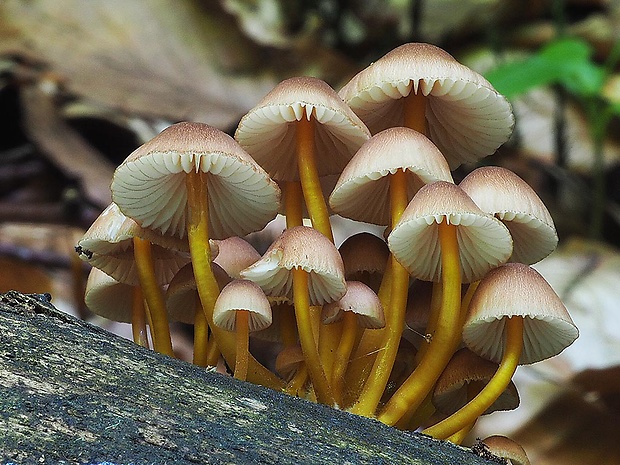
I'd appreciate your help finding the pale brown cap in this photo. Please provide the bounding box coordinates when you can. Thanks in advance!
[212,279,272,332]
[275,345,305,380]
[459,166,558,264]
[339,43,515,169]
[481,435,531,465]
[240,225,346,305]
[111,122,281,240]
[388,181,513,283]
[432,348,520,415]
[338,232,389,293]
[212,236,261,279]
[329,127,453,225]
[165,262,231,324]
[462,263,579,365]
[76,202,191,286]
[235,76,371,182]
[321,281,385,329]
[84,267,134,323]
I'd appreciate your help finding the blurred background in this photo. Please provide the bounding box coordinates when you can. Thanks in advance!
[1,1,619,463]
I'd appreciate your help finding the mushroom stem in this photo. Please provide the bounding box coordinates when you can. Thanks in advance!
[206,332,220,367]
[331,311,360,406]
[377,220,461,425]
[186,170,283,389]
[351,169,409,416]
[422,316,524,439]
[193,297,209,366]
[133,237,174,357]
[130,285,149,348]
[292,267,335,405]
[403,91,426,132]
[234,310,250,380]
[296,116,333,242]
[284,181,303,228]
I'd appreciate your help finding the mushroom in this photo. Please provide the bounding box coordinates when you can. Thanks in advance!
[328,128,453,417]
[459,166,558,264]
[213,279,272,381]
[111,122,282,389]
[339,42,514,169]
[422,263,578,439]
[338,232,390,294]
[376,181,513,425]
[431,348,520,444]
[76,202,190,356]
[321,281,385,406]
[480,435,531,465]
[84,267,150,348]
[241,226,346,404]
[236,76,370,238]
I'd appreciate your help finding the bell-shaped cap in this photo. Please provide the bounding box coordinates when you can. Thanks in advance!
[329,127,453,225]
[235,76,371,182]
[76,203,191,286]
[111,122,281,240]
[459,166,558,264]
[432,348,520,416]
[339,43,515,169]
[388,181,513,283]
[321,281,385,329]
[212,279,272,332]
[240,225,346,305]
[481,436,531,465]
[338,232,389,293]
[213,236,261,279]
[462,263,579,364]
[84,267,135,323]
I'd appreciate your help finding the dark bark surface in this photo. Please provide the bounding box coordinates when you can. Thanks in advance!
[0,291,498,465]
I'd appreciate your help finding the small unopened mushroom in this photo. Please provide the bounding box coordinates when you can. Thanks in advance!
[213,279,272,381]
[481,435,531,465]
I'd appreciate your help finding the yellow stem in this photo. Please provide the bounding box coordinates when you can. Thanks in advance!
[234,310,250,381]
[423,317,524,439]
[331,312,359,407]
[131,285,149,348]
[293,267,335,405]
[285,364,308,396]
[193,295,209,366]
[403,91,426,133]
[296,116,333,242]
[351,169,409,417]
[133,237,174,357]
[284,181,303,228]
[206,331,220,367]
[378,220,461,425]
[185,171,283,390]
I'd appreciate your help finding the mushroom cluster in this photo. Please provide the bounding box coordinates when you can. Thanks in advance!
[77,43,578,444]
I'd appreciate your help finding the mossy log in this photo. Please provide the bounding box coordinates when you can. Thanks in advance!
[0,291,497,465]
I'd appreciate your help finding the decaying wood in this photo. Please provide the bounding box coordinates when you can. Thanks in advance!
[0,291,498,464]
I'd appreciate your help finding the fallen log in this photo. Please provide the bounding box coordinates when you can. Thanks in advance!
[0,291,497,464]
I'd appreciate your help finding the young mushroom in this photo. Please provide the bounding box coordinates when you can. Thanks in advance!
[213,279,272,381]
[422,263,578,439]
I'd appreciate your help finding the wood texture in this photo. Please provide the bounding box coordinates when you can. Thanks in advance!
[0,291,497,464]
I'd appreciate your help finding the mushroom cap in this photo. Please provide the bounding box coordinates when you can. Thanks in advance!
[275,345,305,380]
[235,76,371,182]
[212,279,272,332]
[84,267,135,323]
[388,181,513,283]
[77,203,191,286]
[240,225,346,305]
[329,127,453,225]
[321,281,385,329]
[212,236,261,279]
[165,262,231,324]
[459,166,558,264]
[338,232,389,293]
[111,122,281,240]
[339,42,515,169]
[432,348,520,415]
[481,436,531,465]
[462,263,579,365]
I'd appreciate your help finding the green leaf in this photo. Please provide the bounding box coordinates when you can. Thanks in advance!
[485,37,605,99]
